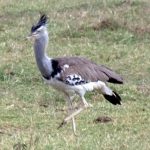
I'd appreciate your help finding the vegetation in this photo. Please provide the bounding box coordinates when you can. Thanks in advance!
[0,0,150,149]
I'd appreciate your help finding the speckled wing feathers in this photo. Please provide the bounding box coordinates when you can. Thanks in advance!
[54,57,123,85]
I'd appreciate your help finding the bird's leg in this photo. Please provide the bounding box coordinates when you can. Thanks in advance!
[63,107,84,123]
[59,96,91,126]
[58,95,77,134]
[80,96,93,108]
[67,96,76,134]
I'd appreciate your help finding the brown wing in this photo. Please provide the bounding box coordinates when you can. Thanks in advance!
[55,57,123,84]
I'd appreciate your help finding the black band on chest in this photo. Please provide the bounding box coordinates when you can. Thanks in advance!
[42,60,62,80]
[42,75,51,80]
[51,59,61,77]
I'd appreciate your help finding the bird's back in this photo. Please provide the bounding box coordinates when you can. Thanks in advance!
[54,56,123,85]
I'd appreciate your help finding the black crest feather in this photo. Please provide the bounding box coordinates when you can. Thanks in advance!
[31,14,48,32]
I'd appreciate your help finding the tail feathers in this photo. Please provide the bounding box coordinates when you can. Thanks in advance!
[99,65,124,84]
[108,77,123,84]
[103,91,121,105]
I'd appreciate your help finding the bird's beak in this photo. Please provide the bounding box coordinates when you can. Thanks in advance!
[26,33,35,41]
[26,34,32,40]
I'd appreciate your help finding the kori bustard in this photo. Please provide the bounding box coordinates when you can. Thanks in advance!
[28,14,123,134]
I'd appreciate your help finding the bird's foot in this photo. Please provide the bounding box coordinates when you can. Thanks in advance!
[58,119,77,136]
[58,120,67,129]
[58,107,84,128]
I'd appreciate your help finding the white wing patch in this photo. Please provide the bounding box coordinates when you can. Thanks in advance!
[65,74,88,86]
[63,64,69,70]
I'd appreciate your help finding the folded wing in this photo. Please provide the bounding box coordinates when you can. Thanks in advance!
[54,57,123,84]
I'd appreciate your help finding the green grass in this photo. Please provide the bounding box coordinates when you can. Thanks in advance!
[0,0,150,149]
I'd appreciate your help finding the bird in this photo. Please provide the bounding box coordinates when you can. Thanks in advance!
[27,14,123,134]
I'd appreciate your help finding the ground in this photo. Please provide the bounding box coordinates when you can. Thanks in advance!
[0,0,150,149]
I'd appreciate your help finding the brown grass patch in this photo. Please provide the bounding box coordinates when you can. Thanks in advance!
[82,17,150,36]
[94,116,113,124]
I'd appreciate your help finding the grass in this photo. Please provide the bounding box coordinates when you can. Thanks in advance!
[0,0,150,149]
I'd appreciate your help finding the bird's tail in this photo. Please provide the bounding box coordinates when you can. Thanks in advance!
[103,91,121,105]
[97,81,121,105]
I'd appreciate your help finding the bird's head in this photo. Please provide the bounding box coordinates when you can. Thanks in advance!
[27,14,48,40]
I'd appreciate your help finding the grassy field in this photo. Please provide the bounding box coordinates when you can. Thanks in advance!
[0,0,150,149]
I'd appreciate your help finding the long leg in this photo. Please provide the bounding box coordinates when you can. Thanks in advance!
[59,95,90,127]
[58,95,76,134]
[67,95,76,134]
[63,107,85,123]
[80,96,93,108]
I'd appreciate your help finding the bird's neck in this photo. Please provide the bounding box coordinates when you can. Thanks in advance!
[34,33,53,77]
[34,35,48,59]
